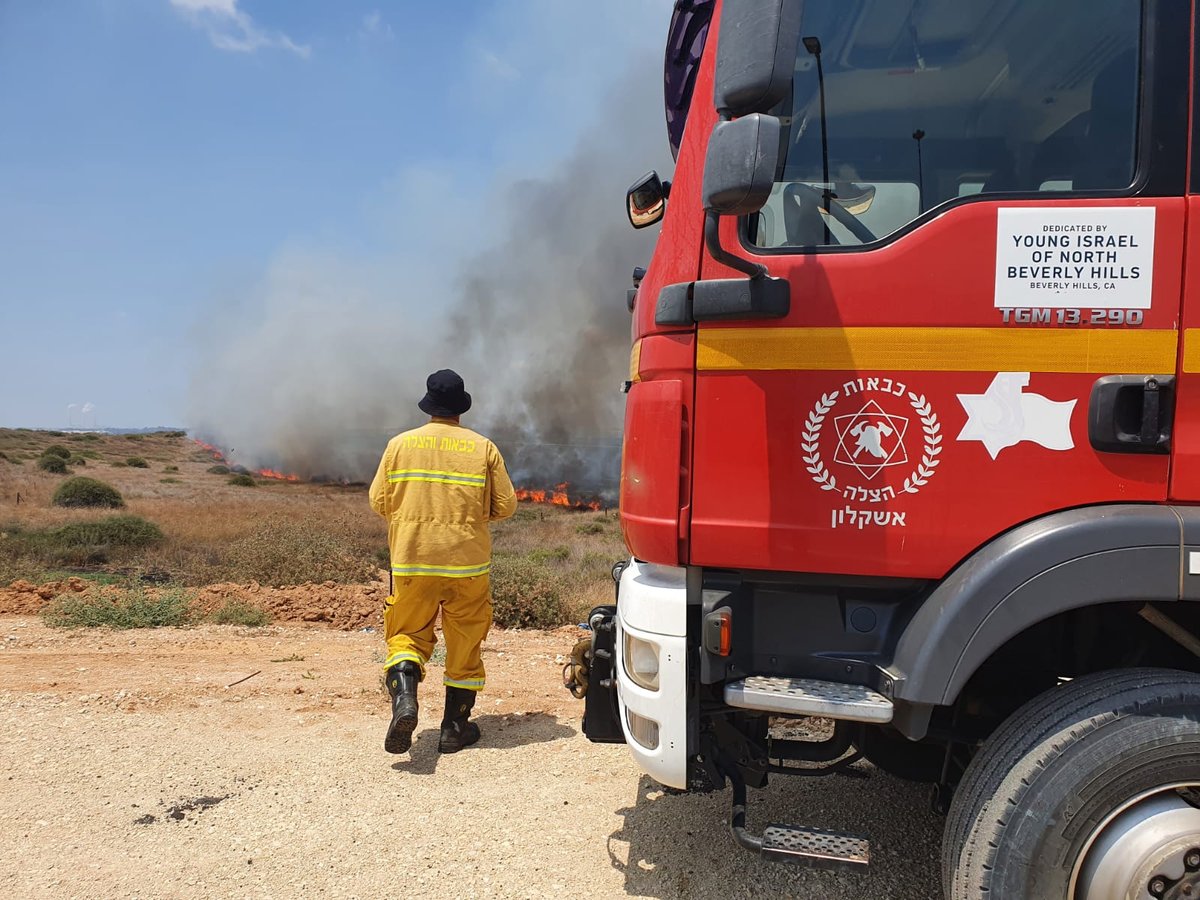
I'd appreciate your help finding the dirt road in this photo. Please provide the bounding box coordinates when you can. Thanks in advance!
[0,618,943,899]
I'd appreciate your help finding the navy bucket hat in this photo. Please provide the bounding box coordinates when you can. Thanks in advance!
[418,369,472,417]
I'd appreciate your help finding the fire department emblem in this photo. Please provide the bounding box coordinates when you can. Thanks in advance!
[802,381,942,496]
[832,400,910,480]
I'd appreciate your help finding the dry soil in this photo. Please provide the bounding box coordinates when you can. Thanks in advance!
[0,617,944,899]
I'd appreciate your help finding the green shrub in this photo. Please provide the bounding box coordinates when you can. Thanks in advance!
[224,521,376,585]
[160,477,181,484]
[163,465,178,473]
[164,431,187,439]
[41,445,72,459]
[37,455,68,474]
[46,430,65,437]
[527,545,570,564]
[124,433,144,442]
[48,515,163,549]
[489,556,571,628]
[67,455,87,466]
[228,474,256,487]
[1,515,163,573]
[576,522,606,535]
[207,465,230,475]
[125,456,149,468]
[52,477,125,508]
[210,600,270,627]
[42,585,190,629]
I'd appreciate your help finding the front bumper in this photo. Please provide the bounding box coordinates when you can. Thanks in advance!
[614,559,689,789]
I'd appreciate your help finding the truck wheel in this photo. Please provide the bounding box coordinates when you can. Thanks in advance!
[942,668,1200,900]
[852,724,945,782]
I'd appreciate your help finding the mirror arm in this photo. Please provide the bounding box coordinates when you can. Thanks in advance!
[704,210,767,279]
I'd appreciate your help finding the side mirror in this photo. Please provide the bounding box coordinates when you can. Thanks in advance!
[626,171,670,229]
[702,114,781,216]
[714,0,803,117]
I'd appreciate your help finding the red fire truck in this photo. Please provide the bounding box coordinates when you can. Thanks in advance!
[570,0,1200,896]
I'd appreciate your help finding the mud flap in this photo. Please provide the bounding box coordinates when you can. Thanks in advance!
[582,605,625,743]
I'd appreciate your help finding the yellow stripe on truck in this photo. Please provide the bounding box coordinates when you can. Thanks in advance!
[1181,329,1200,373]
[696,327,1178,374]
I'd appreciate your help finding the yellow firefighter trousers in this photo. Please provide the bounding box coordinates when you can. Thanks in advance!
[383,574,491,690]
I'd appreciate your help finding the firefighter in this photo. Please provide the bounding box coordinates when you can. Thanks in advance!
[369,369,516,755]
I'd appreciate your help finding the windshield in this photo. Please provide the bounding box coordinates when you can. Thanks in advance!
[664,0,714,160]
[749,0,1143,249]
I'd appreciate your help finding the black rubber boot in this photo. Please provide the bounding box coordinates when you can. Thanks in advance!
[438,686,481,754]
[384,661,420,754]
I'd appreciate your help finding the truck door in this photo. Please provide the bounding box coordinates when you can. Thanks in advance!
[689,0,1190,579]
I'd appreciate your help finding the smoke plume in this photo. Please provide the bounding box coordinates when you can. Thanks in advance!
[188,58,672,498]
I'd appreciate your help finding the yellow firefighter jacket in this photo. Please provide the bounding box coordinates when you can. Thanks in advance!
[369,418,517,578]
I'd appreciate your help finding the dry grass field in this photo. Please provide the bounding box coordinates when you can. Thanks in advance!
[0,428,627,628]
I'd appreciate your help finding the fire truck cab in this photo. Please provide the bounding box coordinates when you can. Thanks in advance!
[574,0,1200,896]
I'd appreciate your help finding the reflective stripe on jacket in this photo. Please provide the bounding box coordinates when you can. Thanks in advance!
[369,418,517,576]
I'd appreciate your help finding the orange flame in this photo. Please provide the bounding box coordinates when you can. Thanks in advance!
[257,468,301,483]
[193,439,225,462]
[516,482,603,511]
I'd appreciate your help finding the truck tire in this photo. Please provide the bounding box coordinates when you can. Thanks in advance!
[852,724,945,783]
[942,669,1200,900]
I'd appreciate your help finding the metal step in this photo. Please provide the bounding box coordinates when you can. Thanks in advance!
[761,824,870,870]
[724,676,894,723]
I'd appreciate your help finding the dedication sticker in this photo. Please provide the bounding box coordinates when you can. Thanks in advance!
[994,207,1155,309]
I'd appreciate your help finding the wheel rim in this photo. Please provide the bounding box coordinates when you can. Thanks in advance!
[1071,784,1200,900]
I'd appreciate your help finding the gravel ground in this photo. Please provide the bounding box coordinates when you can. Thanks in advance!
[0,618,943,898]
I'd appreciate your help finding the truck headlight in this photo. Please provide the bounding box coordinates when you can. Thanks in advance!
[623,633,660,691]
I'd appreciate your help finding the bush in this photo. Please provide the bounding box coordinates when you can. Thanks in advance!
[210,600,270,627]
[576,521,606,535]
[228,474,256,487]
[41,445,72,460]
[37,456,68,474]
[48,515,163,549]
[527,545,570,564]
[124,433,144,442]
[52,477,125,508]
[489,556,571,628]
[42,585,190,629]
[1,515,163,573]
[160,477,181,484]
[224,521,376,585]
[163,465,178,472]
[67,455,87,467]
[125,456,149,468]
[207,464,230,475]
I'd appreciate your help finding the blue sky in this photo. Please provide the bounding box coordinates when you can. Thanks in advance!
[0,0,671,428]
